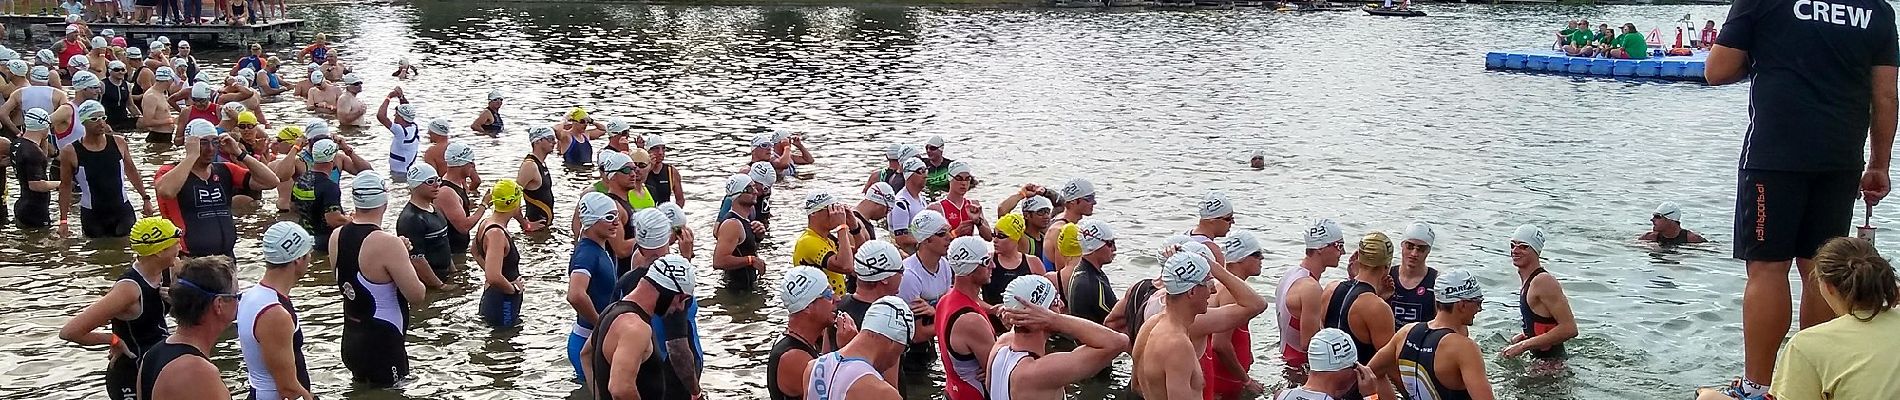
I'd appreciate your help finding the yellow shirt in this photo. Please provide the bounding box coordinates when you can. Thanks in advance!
[793,228,845,294]
[1771,310,1900,400]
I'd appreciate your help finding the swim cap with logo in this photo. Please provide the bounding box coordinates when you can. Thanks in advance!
[303,119,331,139]
[605,117,630,134]
[1308,328,1358,372]
[643,254,697,295]
[1160,251,1214,295]
[1002,275,1057,310]
[780,266,833,314]
[864,182,896,208]
[262,221,315,265]
[1653,201,1682,222]
[129,217,182,256]
[643,134,667,150]
[5,60,25,77]
[23,108,50,131]
[67,55,87,69]
[655,202,687,228]
[190,82,213,99]
[489,179,524,213]
[1512,224,1546,254]
[76,100,106,123]
[1304,218,1344,249]
[803,191,838,216]
[406,163,438,190]
[528,126,555,144]
[444,142,474,167]
[1021,195,1053,214]
[90,36,106,49]
[1433,269,1484,303]
[126,47,142,60]
[632,209,671,250]
[945,160,971,178]
[1216,230,1262,262]
[946,236,992,276]
[1402,222,1436,248]
[153,66,174,82]
[28,65,48,83]
[308,70,324,84]
[1355,232,1394,269]
[900,157,927,180]
[597,150,632,174]
[886,144,920,161]
[426,116,451,136]
[1059,178,1095,203]
[351,171,389,209]
[34,49,53,65]
[1078,219,1115,254]
[854,240,905,282]
[996,213,1027,242]
[578,192,618,228]
[862,296,916,344]
[909,210,950,239]
[1199,190,1233,219]
[70,71,100,90]
[748,161,777,186]
[749,133,775,148]
[394,104,418,123]
[724,174,754,197]
[308,139,339,163]
[925,135,946,148]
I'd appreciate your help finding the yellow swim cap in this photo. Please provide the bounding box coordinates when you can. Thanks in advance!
[237,111,258,125]
[996,213,1027,242]
[1058,223,1083,258]
[566,107,589,122]
[275,125,303,142]
[490,179,524,213]
[129,217,181,256]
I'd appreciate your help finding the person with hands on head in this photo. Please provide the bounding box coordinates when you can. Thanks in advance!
[1277,218,1341,385]
[556,108,604,166]
[395,163,452,288]
[713,173,769,287]
[795,190,860,296]
[1501,225,1577,360]
[476,180,528,329]
[567,192,626,382]
[988,275,1129,400]
[806,296,913,400]
[1370,269,1496,400]
[375,88,418,181]
[584,254,702,400]
[936,236,998,400]
[1131,248,1270,400]
[237,222,318,400]
[58,100,149,239]
[1273,328,1396,400]
[1203,230,1267,400]
[329,170,429,388]
[155,119,279,259]
[135,256,243,400]
[1706,0,1896,395]
[59,216,179,400]
[771,266,859,400]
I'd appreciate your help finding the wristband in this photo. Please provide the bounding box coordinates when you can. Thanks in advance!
[109,334,120,348]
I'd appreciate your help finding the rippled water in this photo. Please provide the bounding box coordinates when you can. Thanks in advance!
[1,1,1888,399]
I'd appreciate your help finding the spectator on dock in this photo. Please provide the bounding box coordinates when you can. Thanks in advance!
[1609,23,1649,59]
[1562,21,1596,57]
[1697,20,1717,50]
[132,0,154,23]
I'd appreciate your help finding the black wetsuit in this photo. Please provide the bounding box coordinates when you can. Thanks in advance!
[396,202,453,279]
[722,210,763,289]
[73,136,135,238]
[588,300,689,400]
[1656,229,1697,246]
[1389,268,1439,326]
[768,333,822,400]
[293,169,341,252]
[475,224,523,329]
[645,164,676,205]
[109,267,170,400]
[102,78,134,131]
[133,341,204,400]
[1398,324,1474,400]
[12,137,51,227]
[1065,259,1118,324]
[1518,268,1565,359]
[522,154,555,225]
[982,256,1035,306]
[335,223,411,386]
[441,181,473,255]
[1119,278,1161,346]
[1322,278,1380,400]
[175,163,239,258]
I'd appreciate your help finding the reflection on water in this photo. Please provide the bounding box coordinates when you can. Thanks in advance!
[0,1,1887,400]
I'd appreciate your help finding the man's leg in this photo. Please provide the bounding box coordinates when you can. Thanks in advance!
[1742,259,1792,386]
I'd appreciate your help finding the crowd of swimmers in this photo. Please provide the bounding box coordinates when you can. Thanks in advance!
[4,8,1895,400]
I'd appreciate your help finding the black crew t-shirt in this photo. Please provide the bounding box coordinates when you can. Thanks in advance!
[1719,0,1900,171]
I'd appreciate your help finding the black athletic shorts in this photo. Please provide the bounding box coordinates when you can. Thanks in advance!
[81,205,136,238]
[341,319,409,387]
[105,355,137,400]
[1734,169,1859,261]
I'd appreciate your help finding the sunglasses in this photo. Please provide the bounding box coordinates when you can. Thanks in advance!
[421,178,444,187]
[953,174,974,182]
[609,167,637,176]
[1510,242,1533,251]
[110,68,124,72]
[632,162,649,170]
[992,232,1011,240]
[237,123,256,129]
[1403,242,1430,252]
[925,145,941,151]
[1078,195,1097,204]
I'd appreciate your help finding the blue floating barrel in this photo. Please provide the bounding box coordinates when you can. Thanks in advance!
[1486,52,1506,69]
[1612,60,1636,76]
[1589,59,1613,75]
[1506,53,1529,69]
[1567,57,1591,74]
[1683,62,1707,80]
[1634,60,1662,77]
[1661,61,1688,78]
[1543,57,1568,72]
[1525,55,1547,71]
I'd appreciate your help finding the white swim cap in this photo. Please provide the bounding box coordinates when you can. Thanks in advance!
[1002,275,1057,310]
[749,132,775,148]
[1059,178,1096,203]
[351,171,390,209]
[261,221,315,265]
[945,160,971,179]
[394,104,417,122]
[1160,251,1214,295]
[1434,269,1484,303]
[106,60,125,71]
[125,47,142,59]
[153,66,174,82]
[189,82,213,100]
[340,73,361,86]
[89,36,106,49]
[1511,224,1546,254]
[577,192,619,228]
[1020,195,1053,214]
[861,296,915,344]
[28,65,48,83]
[308,139,339,163]
[1199,190,1233,219]
[780,266,833,314]
[654,202,687,228]
[444,142,474,167]
[1653,201,1682,222]
[1304,218,1344,250]
[406,163,439,190]
[487,89,504,101]
[66,54,86,69]
[632,209,671,250]
[908,210,950,239]
[23,108,50,131]
[924,135,945,148]
[1216,230,1262,262]
[1078,219,1115,254]
[596,151,632,174]
[747,161,777,186]
[643,254,697,295]
[308,70,325,84]
[69,71,100,90]
[1402,222,1436,248]
[1308,328,1358,372]
[5,60,25,77]
[75,100,105,123]
[946,236,992,276]
[605,117,630,134]
[863,182,896,208]
[802,190,839,216]
[887,143,921,161]
[853,240,904,282]
[184,119,218,139]
[34,49,54,65]
[303,119,331,139]
[643,134,667,150]
[899,157,927,180]
[723,174,754,197]
[527,126,555,144]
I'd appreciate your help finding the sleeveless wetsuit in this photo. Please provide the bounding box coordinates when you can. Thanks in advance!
[102,79,134,130]
[982,256,1035,306]
[237,284,311,400]
[1656,229,1697,246]
[986,346,1036,400]
[723,209,763,288]
[133,342,204,400]
[13,137,52,227]
[396,202,453,279]
[1276,266,1316,369]
[646,164,676,205]
[1519,268,1565,359]
[334,223,411,386]
[480,108,503,135]
[1201,325,1255,400]
[175,163,240,258]
[73,136,135,238]
[563,132,592,166]
[805,352,883,400]
[934,289,991,400]
[293,168,342,252]
[386,122,419,177]
[1322,279,1379,400]
[769,333,821,400]
[475,224,523,329]
[1397,324,1474,400]
[108,266,171,400]
[588,300,685,400]
[1119,278,1162,346]
[1390,268,1440,326]
[522,154,556,224]
[442,181,474,255]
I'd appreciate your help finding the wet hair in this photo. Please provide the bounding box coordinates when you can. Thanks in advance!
[1813,237,1900,321]
[169,256,236,326]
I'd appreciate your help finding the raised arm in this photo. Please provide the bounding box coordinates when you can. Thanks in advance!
[1189,258,1267,336]
[1026,308,1128,385]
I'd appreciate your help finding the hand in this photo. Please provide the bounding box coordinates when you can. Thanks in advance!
[677,227,695,247]
[400,237,413,251]
[1243,378,1266,394]
[909,299,935,318]
[1509,332,1527,344]
[218,136,244,158]
[107,336,128,361]
[751,256,767,272]
[828,204,849,229]
[1000,296,1057,331]
[280,385,315,400]
[749,221,766,235]
[140,197,155,216]
[1353,365,1381,395]
[388,86,403,98]
[833,312,859,339]
[1500,342,1532,358]
[58,221,70,238]
[1862,167,1890,206]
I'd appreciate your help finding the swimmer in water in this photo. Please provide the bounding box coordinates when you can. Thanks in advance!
[1279,218,1345,384]
[470,89,505,136]
[237,222,319,400]
[1640,201,1707,245]
[1271,328,1394,400]
[1501,225,1577,361]
[58,216,179,400]
[1130,249,1269,399]
[330,171,431,387]
[987,275,1129,400]
[334,74,367,126]
[136,257,245,400]
[583,254,703,400]
[1317,232,1401,400]
[769,266,858,400]
[1369,269,1497,400]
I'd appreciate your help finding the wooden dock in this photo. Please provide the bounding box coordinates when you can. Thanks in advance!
[0,15,303,47]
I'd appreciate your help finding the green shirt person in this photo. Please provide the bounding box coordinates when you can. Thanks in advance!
[1569,29,1594,47]
[1614,24,1648,59]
